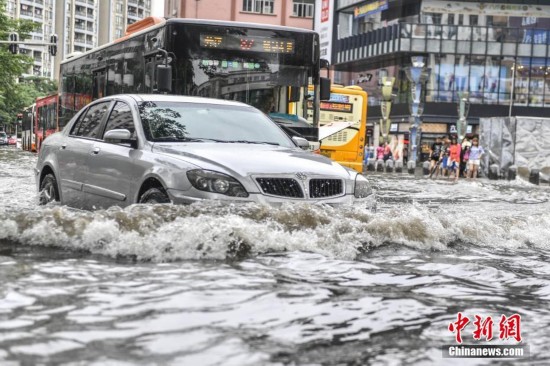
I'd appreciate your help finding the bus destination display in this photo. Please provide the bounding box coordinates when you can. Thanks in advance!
[307,100,353,113]
[201,34,294,54]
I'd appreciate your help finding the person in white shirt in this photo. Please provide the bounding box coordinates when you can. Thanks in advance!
[467,137,485,179]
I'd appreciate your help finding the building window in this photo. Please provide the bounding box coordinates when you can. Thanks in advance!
[242,0,274,14]
[292,0,313,18]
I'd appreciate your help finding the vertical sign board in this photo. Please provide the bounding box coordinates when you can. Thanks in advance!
[315,0,334,64]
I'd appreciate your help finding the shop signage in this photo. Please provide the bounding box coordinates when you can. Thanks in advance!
[354,0,388,19]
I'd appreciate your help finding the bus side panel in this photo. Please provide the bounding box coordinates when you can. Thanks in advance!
[319,88,368,173]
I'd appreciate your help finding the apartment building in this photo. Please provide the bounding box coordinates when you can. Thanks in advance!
[164,0,314,29]
[50,0,151,80]
[5,0,56,78]
[97,0,152,46]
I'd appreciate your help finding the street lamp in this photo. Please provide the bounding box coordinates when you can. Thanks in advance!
[457,91,470,141]
[380,76,395,143]
[404,56,431,174]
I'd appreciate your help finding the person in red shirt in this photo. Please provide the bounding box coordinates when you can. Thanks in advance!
[448,136,462,182]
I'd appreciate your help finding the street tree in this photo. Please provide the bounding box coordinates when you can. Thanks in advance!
[0,0,42,130]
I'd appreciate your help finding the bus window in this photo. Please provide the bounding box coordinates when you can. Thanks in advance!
[93,68,107,100]
[144,56,156,93]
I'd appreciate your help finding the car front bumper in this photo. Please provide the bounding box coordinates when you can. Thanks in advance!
[167,188,372,207]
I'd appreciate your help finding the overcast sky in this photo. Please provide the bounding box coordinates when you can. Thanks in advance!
[151,1,165,17]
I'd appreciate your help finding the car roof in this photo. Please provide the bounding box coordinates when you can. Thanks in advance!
[105,94,254,108]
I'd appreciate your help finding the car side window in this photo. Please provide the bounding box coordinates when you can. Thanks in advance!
[103,102,135,138]
[72,102,111,138]
[69,110,87,136]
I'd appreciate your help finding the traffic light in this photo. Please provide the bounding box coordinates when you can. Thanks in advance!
[8,32,18,55]
[48,34,58,56]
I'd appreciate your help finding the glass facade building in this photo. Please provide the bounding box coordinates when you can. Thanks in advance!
[332,0,550,144]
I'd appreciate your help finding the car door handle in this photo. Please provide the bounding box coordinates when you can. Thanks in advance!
[60,144,67,150]
[92,147,101,155]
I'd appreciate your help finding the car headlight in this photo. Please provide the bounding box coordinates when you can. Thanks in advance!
[354,174,373,198]
[186,170,249,197]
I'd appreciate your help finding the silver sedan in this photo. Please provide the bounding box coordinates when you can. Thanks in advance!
[36,95,372,209]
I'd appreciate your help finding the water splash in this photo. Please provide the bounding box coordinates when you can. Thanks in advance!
[2,200,550,262]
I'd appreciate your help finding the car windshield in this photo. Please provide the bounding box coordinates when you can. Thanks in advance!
[138,101,295,147]
[0,133,6,138]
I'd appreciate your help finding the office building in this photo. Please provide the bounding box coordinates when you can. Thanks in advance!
[331,0,550,147]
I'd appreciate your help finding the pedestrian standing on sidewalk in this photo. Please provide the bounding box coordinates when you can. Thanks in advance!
[467,137,485,179]
[461,145,470,177]
[428,136,443,178]
[383,142,392,162]
[376,142,385,161]
[368,144,375,160]
[448,137,461,182]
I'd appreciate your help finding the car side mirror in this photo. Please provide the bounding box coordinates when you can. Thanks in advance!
[292,136,310,150]
[320,77,331,101]
[104,129,137,148]
[156,64,172,93]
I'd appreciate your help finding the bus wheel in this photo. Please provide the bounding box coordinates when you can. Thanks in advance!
[39,173,60,205]
[139,188,170,204]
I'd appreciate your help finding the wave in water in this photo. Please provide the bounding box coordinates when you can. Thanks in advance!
[1,201,550,262]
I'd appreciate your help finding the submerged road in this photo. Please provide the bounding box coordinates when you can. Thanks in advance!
[1,146,549,365]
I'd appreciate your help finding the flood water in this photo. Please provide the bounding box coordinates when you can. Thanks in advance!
[1,147,549,365]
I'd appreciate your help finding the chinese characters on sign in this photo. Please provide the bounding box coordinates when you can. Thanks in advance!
[448,313,522,344]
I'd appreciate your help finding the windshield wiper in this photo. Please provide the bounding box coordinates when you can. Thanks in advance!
[224,140,280,146]
[153,136,187,142]
[153,136,211,142]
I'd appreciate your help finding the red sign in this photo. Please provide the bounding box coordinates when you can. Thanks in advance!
[448,313,522,344]
[321,0,329,22]
[320,101,353,113]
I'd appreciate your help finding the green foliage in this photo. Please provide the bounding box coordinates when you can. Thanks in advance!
[0,0,53,128]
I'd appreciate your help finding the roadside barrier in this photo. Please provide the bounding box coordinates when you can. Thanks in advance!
[385,159,394,173]
[529,169,540,185]
[376,159,385,172]
[488,164,500,180]
[395,161,403,173]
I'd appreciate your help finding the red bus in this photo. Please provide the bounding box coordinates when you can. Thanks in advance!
[20,104,36,152]
[35,94,58,152]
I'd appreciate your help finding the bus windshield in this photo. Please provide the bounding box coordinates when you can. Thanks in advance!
[169,23,315,116]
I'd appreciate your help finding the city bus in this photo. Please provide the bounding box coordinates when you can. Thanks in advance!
[35,94,59,152]
[20,104,36,152]
[58,17,329,143]
[290,85,368,172]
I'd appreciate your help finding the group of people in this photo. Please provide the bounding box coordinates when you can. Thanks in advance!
[364,141,408,165]
[428,135,485,182]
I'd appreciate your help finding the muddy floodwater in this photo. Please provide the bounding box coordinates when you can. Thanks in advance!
[1,147,549,365]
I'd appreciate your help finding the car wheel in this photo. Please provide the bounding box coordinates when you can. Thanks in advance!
[139,187,171,204]
[39,173,60,205]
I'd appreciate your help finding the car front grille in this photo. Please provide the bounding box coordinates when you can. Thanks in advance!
[256,178,304,198]
[309,179,343,198]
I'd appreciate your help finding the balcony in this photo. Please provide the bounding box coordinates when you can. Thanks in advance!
[75,9,94,20]
[76,0,95,8]
[335,23,549,67]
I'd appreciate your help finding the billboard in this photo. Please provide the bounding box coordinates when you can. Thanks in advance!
[315,0,334,64]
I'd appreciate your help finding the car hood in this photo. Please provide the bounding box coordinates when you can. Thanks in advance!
[152,143,354,179]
